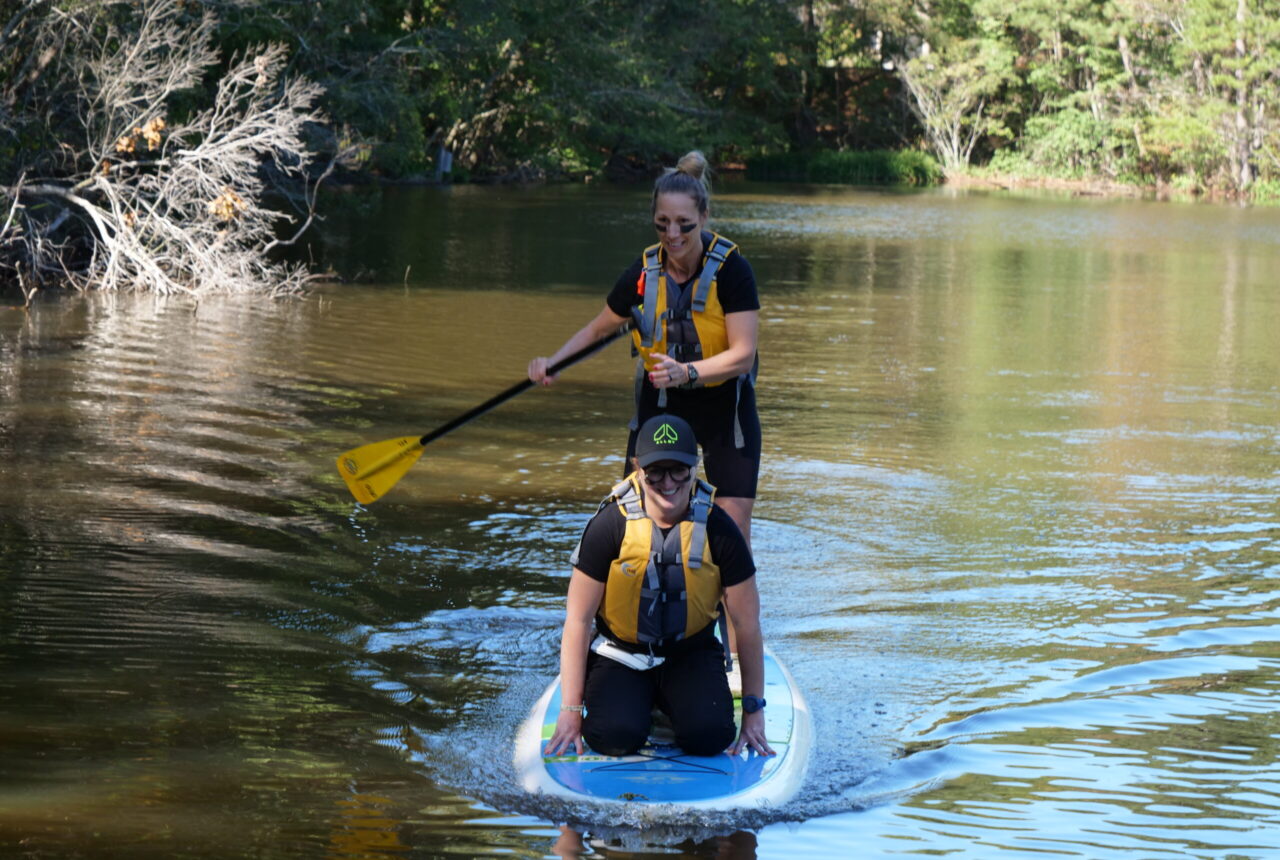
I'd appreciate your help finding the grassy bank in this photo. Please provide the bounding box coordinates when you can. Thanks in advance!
[743,152,1280,206]
[951,168,1280,205]
[745,150,942,186]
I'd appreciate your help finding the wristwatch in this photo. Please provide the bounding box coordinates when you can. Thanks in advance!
[685,363,700,387]
[741,695,766,714]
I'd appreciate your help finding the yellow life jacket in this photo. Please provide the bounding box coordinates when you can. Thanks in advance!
[587,473,722,648]
[632,231,738,388]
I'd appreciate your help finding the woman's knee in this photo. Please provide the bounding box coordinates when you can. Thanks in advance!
[674,718,736,757]
[583,714,649,757]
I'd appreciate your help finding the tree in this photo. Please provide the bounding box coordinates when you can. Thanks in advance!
[982,0,1135,177]
[1,0,327,299]
[1117,0,1280,192]
[897,36,1014,172]
[1179,0,1280,191]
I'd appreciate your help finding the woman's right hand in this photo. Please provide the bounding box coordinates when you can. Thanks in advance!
[528,356,557,386]
[545,710,584,756]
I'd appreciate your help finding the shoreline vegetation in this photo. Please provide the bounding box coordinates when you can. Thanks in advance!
[4,0,1278,297]
[324,151,1248,208]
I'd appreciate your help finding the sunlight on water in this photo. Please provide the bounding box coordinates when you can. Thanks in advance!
[2,184,1279,857]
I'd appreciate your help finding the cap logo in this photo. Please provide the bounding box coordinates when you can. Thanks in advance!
[653,423,679,445]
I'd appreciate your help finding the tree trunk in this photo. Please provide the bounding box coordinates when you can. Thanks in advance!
[1234,0,1252,190]
[1117,33,1138,99]
[1191,56,1208,98]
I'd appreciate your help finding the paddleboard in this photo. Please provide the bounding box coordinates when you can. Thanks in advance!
[515,647,810,810]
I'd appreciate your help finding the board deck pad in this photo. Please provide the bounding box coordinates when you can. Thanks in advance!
[516,648,810,809]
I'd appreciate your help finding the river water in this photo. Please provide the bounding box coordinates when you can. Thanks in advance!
[2,182,1279,858]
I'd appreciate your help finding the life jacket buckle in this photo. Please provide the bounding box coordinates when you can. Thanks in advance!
[669,342,702,363]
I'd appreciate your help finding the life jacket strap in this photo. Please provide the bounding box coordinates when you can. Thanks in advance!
[572,474,648,566]
[730,353,760,450]
[636,631,686,646]
[640,537,662,619]
[691,235,736,313]
[717,610,733,672]
[628,306,646,359]
[613,477,646,519]
[640,588,688,604]
[686,479,715,568]
[628,361,644,432]
[637,524,688,643]
[733,376,747,450]
[640,245,662,347]
[669,341,703,364]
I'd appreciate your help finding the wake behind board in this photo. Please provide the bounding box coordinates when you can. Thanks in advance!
[515,648,810,810]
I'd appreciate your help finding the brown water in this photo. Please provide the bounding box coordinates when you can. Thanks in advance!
[2,183,1279,858]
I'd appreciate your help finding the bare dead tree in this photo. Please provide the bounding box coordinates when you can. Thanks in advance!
[0,0,327,301]
[894,38,1014,176]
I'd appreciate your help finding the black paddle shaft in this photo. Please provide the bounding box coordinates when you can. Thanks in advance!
[417,322,634,447]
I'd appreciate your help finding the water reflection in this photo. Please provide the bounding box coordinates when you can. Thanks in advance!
[551,825,760,858]
[327,793,407,858]
[2,184,1279,858]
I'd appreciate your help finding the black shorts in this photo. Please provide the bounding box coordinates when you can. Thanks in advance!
[625,379,761,499]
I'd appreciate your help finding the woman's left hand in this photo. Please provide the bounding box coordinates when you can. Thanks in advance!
[728,711,774,757]
[647,352,687,389]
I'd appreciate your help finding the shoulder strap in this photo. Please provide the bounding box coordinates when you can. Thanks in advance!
[569,475,645,567]
[685,478,716,568]
[640,244,663,347]
[612,475,647,520]
[691,233,737,313]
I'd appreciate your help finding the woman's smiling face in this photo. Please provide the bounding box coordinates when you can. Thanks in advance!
[639,459,693,524]
[653,192,706,265]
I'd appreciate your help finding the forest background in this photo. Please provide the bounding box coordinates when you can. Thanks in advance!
[7,0,1279,193]
[3,0,1279,297]
[208,0,1280,196]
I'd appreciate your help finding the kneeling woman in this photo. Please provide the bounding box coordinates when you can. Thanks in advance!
[547,414,773,759]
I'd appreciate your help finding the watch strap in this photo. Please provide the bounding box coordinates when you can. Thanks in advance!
[684,362,700,388]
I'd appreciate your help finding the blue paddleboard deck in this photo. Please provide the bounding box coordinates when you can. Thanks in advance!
[515,648,810,810]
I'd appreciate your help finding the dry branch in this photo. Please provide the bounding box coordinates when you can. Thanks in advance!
[1,0,327,299]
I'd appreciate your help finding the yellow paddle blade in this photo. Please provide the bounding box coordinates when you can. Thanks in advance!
[335,436,425,504]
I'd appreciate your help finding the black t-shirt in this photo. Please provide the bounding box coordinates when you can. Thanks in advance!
[606,232,760,319]
[574,502,756,589]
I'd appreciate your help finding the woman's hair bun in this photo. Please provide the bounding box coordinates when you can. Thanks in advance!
[676,150,709,182]
[653,150,712,214]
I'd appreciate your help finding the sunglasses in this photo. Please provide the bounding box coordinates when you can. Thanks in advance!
[653,220,699,235]
[642,464,692,485]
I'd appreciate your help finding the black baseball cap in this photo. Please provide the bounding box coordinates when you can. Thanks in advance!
[635,414,699,468]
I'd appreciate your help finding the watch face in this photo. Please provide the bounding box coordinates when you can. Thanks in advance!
[742,695,765,714]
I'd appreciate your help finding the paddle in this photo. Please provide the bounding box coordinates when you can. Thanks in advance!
[336,321,634,504]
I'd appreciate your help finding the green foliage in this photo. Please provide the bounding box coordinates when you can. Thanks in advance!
[882,0,1280,197]
[45,0,1268,198]
[1162,0,1280,191]
[1020,109,1112,178]
[265,0,803,178]
[985,146,1034,177]
[1140,107,1225,187]
[745,149,942,185]
[206,0,437,176]
[1250,179,1280,204]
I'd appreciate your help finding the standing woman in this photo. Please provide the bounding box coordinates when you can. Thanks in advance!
[528,151,761,544]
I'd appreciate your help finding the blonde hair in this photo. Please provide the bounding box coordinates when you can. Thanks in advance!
[652,150,712,215]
